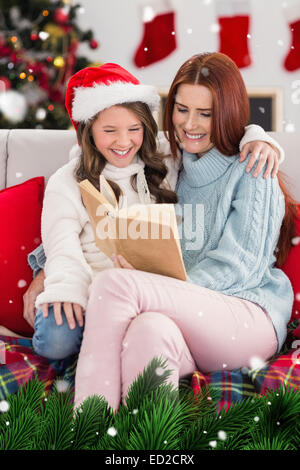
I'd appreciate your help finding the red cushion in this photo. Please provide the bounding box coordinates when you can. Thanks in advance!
[280,205,300,323]
[0,177,44,336]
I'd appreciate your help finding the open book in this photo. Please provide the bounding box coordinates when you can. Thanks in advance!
[78,176,187,281]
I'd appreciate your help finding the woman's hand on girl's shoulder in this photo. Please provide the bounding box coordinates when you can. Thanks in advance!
[239,141,280,179]
[112,254,135,270]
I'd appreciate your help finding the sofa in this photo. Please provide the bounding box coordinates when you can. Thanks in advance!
[0,128,300,406]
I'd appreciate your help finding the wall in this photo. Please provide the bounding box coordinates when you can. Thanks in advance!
[76,0,300,132]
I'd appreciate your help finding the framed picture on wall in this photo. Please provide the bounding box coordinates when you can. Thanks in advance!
[157,87,283,132]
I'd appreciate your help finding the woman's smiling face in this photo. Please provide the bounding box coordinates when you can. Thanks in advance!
[172,83,214,156]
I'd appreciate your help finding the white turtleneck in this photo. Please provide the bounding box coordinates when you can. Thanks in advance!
[35,150,177,310]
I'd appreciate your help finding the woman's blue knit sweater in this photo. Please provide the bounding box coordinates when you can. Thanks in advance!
[176,147,293,351]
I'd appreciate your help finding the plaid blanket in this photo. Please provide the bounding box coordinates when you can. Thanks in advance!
[191,320,300,410]
[1,320,300,408]
[0,335,77,400]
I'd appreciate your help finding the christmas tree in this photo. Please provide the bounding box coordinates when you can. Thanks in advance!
[0,0,100,129]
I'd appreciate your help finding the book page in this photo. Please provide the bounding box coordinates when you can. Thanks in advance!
[99,175,118,209]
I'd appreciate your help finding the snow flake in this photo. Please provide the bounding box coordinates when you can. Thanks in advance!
[222,363,227,369]
[292,237,300,246]
[5,421,9,426]
[187,28,193,34]
[259,107,265,114]
[132,409,138,415]
[16,172,22,178]
[277,39,284,46]
[210,23,220,33]
[39,31,49,41]
[249,356,267,370]
[218,430,227,441]
[276,421,280,426]
[98,296,102,300]
[295,293,300,302]
[267,401,272,406]
[107,426,117,437]
[247,34,251,39]
[200,67,210,77]
[155,367,165,376]
[144,47,148,52]
[254,416,260,422]
[55,379,70,393]
[17,279,27,288]
[36,108,46,120]
[285,123,295,133]
[0,400,9,412]
[197,311,204,317]
[209,440,217,448]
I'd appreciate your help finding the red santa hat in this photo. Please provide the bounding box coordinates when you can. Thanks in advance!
[65,62,160,130]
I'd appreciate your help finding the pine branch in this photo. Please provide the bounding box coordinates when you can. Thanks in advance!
[71,395,112,450]
[124,356,173,410]
[35,382,74,450]
[0,410,39,450]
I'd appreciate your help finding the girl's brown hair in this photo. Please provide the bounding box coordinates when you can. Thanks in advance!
[163,52,298,265]
[74,101,178,204]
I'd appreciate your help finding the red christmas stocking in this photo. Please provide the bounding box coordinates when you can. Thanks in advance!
[283,3,300,72]
[216,0,252,69]
[133,0,177,68]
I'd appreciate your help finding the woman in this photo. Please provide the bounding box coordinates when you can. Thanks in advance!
[73,53,295,410]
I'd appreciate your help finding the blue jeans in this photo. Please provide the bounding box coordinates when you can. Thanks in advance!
[32,305,84,360]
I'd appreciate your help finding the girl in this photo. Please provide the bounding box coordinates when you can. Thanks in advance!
[32,63,177,359]
[26,62,283,361]
[72,54,295,411]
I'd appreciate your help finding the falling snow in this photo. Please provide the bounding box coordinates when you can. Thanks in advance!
[291,236,300,245]
[218,430,227,441]
[155,367,165,376]
[55,379,70,393]
[17,279,27,288]
[0,400,9,412]
[285,123,295,133]
[107,426,118,437]
[200,67,210,77]
[249,356,267,370]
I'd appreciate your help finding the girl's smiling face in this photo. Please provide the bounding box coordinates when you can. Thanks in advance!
[91,105,144,168]
[172,83,214,156]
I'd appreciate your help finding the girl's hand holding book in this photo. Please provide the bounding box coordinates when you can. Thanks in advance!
[112,254,135,270]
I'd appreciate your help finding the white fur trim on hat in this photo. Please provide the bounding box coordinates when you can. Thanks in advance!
[72,81,160,123]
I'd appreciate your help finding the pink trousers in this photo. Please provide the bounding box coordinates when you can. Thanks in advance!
[74,268,278,410]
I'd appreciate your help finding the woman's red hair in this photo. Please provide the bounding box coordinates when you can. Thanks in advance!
[163,52,298,266]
